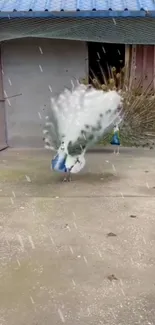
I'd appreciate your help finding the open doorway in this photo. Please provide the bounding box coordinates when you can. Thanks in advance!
[88,42,125,88]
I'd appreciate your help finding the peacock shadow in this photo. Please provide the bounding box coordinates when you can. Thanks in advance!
[51,171,121,184]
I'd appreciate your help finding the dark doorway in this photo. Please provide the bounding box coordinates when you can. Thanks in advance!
[88,42,125,87]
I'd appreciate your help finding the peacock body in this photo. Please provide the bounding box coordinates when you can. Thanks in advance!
[43,84,122,177]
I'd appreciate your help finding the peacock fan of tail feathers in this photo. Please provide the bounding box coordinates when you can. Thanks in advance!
[88,64,155,149]
[43,83,122,174]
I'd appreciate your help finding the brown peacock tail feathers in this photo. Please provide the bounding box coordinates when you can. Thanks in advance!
[82,64,155,148]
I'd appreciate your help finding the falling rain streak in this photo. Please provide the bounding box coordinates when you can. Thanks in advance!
[146,182,150,189]
[39,46,43,54]
[58,308,65,323]
[83,256,88,264]
[25,175,31,182]
[12,191,16,198]
[73,222,77,229]
[8,78,12,86]
[10,197,14,205]
[39,65,43,72]
[69,246,74,254]
[17,234,24,250]
[71,80,74,89]
[38,112,42,119]
[48,85,52,92]
[72,211,76,218]
[97,52,101,59]
[28,236,35,249]
[120,192,124,198]
[30,296,35,304]
[50,236,55,245]
[17,259,21,267]
[4,90,11,106]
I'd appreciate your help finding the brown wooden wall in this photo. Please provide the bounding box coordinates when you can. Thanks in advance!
[129,45,155,94]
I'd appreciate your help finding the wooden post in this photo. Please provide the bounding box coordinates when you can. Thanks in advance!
[124,44,130,88]
[0,46,7,150]
[129,45,136,90]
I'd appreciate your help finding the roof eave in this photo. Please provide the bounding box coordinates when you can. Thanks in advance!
[0,10,154,19]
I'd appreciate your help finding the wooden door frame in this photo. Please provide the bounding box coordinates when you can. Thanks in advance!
[0,44,8,150]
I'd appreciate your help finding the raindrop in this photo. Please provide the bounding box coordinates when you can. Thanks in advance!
[58,308,65,323]
[146,182,150,189]
[12,191,16,198]
[30,296,35,304]
[83,256,88,264]
[38,112,42,119]
[10,197,14,205]
[28,236,35,249]
[69,246,74,254]
[39,65,43,72]
[48,85,52,92]
[73,222,77,229]
[17,259,21,267]
[71,80,74,89]
[17,234,24,250]
[112,164,116,172]
[8,78,12,86]
[97,52,101,59]
[120,192,124,198]
[25,175,31,182]
[7,99,11,106]
[39,46,43,54]
[112,18,117,25]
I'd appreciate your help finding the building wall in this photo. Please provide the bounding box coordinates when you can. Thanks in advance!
[2,38,88,147]
[129,45,155,93]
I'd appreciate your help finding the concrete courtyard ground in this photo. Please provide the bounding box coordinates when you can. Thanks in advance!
[0,147,155,325]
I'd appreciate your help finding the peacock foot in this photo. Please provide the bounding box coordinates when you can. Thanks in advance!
[62,172,72,182]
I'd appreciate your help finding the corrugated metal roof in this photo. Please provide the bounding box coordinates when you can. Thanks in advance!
[0,0,155,17]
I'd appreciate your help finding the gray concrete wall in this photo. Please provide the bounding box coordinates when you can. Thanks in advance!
[2,38,88,148]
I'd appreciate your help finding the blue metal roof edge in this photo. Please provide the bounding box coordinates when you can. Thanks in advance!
[0,10,155,19]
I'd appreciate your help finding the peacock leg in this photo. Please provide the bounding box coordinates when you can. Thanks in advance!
[68,171,72,182]
[62,172,68,182]
[116,146,120,155]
